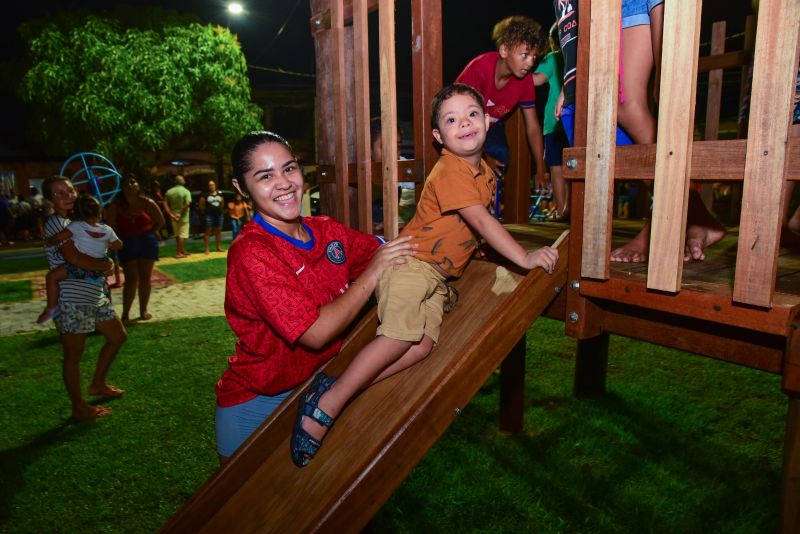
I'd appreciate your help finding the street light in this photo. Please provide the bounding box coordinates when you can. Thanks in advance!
[227,2,244,15]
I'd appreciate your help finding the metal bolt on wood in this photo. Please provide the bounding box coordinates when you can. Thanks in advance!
[568,311,579,323]
[570,279,580,291]
[566,158,578,169]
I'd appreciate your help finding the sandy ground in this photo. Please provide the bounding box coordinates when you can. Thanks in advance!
[0,252,227,337]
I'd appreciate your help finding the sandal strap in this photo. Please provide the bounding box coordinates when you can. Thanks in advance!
[303,403,335,428]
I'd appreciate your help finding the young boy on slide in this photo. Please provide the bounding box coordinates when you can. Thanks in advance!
[290,83,559,467]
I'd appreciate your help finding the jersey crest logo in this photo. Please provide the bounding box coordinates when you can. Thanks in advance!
[486,98,496,107]
[326,240,346,264]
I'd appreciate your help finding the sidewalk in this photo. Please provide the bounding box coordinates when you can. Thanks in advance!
[0,249,228,336]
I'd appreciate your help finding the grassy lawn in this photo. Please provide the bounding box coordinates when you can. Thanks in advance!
[0,280,32,303]
[158,258,228,283]
[0,317,785,533]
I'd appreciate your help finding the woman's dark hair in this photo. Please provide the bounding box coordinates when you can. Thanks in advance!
[231,131,295,197]
[116,173,141,209]
[72,194,101,221]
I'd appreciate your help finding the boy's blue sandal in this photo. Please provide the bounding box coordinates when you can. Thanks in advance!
[290,372,337,467]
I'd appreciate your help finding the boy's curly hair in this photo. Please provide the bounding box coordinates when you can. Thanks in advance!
[492,15,543,51]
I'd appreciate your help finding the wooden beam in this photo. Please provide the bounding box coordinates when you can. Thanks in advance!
[411,0,443,178]
[499,335,525,432]
[646,0,702,292]
[697,49,751,72]
[309,0,380,31]
[562,139,800,181]
[503,110,532,224]
[331,0,351,226]
[782,396,800,534]
[579,277,798,337]
[580,0,621,280]
[733,0,800,308]
[704,21,726,142]
[317,161,420,184]
[353,0,372,233]
[379,0,399,239]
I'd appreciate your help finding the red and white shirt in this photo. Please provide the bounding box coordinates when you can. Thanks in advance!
[216,215,379,407]
[456,51,537,125]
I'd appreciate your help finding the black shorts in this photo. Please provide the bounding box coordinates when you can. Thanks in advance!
[118,230,159,264]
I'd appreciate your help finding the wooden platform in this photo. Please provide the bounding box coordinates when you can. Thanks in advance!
[161,232,569,533]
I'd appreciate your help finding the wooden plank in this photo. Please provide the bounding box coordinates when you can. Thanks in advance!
[733,0,800,308]
[646,0,702,292]
[563,139,800,181]
[579,277,798,337]
[411,0,442,179]
[499,336,525,432]
[379,0,399,239]
[601,306,785,373]
[697,49,751,72]
[785,310,800,395]
[316,160,419,184]
[580,0,621,280]
[353,0,372,233]
[331,0,351,226]
[162,234,570,533]
[701,21,726,210]
[504,110,532,224]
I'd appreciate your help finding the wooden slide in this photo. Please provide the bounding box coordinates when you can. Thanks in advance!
[162,231,569,533]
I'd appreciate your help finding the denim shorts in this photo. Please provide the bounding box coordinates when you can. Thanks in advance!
[118,231,159,264]
[215,391,293,457]
[621,0,664,28]
[561,104,634,147]
[205,214,223,229]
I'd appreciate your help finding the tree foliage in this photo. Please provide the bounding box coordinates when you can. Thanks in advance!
[20,9,263,167]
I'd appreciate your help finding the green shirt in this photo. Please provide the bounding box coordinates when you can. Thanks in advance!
[534,51,564,136]
[165,184,192,223]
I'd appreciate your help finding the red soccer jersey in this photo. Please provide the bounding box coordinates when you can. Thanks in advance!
[456,51,537,125]
[216,216,380,407]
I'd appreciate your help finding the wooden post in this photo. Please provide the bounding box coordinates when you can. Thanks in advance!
[783,396,800,534]
[733,0,800,308]
[701,20,726,211]
[329,0,351,226]
[353,0,373,233]
[503,110,532,224]
[573,332,610,397]
[411,0,442,180]
[580,0,621,280]
[499,335,526,432]
[379,0,399,239]
[646,0,703,292]
[731,15,758,222]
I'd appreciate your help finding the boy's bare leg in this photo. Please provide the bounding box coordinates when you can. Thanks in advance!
[372,335,435,383]
[300,335,414,442]
[550,165,569,218]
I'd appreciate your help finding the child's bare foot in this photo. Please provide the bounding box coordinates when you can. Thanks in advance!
[72,404,112,421]
[139,312,152,321]
[88,384,125,398]
[683,223,725,262]
[610,224,650,263]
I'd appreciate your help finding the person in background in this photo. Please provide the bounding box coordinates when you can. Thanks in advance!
[164,175,192,258]
[199,179,224,254]
[456,15,547,192]
[227,191,248,242]
[41,175,127,420]
[105,174,165,323]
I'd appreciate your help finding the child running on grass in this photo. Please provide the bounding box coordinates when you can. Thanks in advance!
[290,83,559,467]
[38,194,123,323]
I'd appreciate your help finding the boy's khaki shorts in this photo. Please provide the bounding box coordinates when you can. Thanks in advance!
[376,257,448,343]
[171,219,189,239]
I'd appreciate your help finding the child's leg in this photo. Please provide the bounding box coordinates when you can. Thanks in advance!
[45,265,67,309]
[617,24,656,144]
[371,334,435,383]
[300,335,413,442]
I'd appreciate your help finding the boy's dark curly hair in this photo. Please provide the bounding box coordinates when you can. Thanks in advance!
[430,83,485,131]
[492,15,543,51]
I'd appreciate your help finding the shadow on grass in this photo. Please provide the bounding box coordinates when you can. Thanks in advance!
[0,421,95,517]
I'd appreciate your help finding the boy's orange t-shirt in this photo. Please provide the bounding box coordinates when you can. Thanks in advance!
[400,149,495,278]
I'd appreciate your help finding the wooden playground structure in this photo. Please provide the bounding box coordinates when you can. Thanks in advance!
[164,0,800,531]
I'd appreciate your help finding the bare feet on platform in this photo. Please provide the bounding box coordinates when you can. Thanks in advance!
[88,384,125,399]
[683,223,726,262]
[610,223,650,263]
[72,404,112,421]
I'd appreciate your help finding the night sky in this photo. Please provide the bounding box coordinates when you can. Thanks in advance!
[1,0,752,152]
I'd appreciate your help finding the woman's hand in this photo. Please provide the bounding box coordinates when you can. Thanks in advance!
[360,235,417,288]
